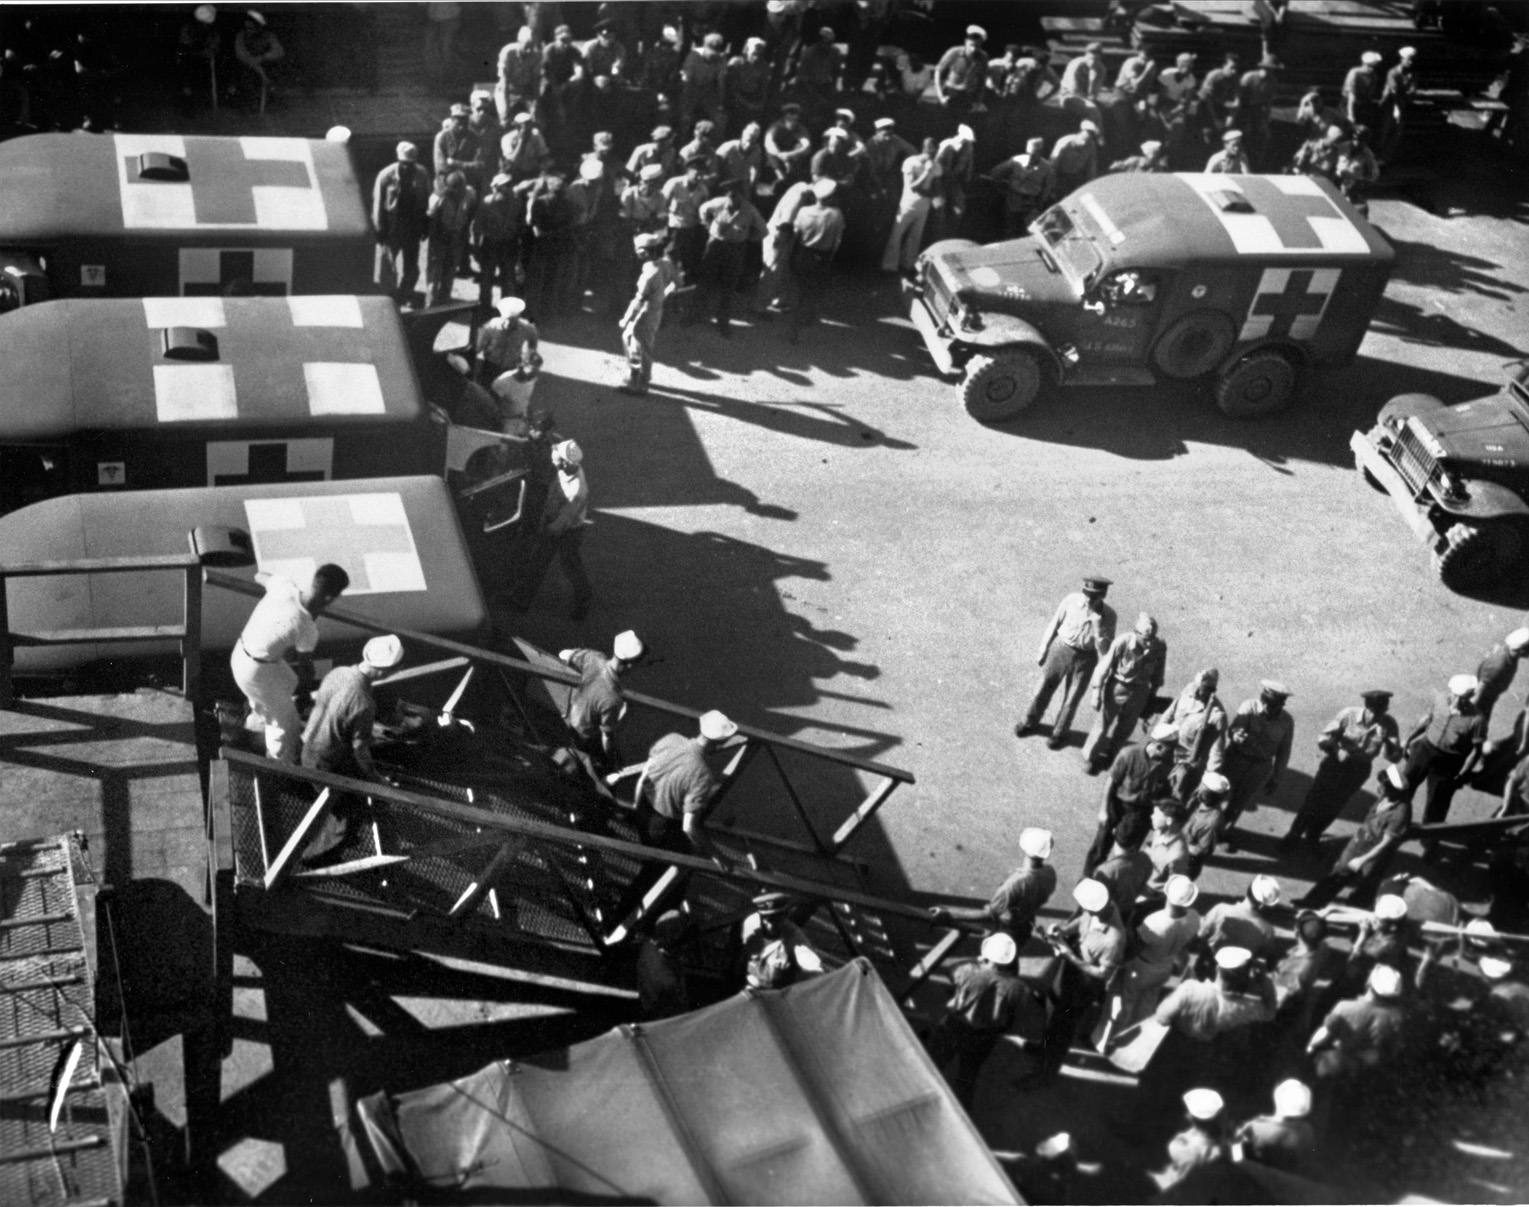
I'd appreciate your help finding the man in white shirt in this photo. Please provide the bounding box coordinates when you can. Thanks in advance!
[231,563,349,761]
[515,439,592,619]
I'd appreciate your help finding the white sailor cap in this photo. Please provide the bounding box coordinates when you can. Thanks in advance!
[1368,964,1403,997]
[1073,878,1109,912]
[1215,945,1252,971]
[1183,1088,1224,1121]
[699,710,737,740]
[1273,1079,1312,1119]
[981,932,1018,965]
[497,295,526,319]
[1019,827,1054,860]
[1165,875,1199,908]
[362,634,404,670]
[1375,894,1408,921]
[613,630,644,660]
[1199,771,1231,795]
[1250,875,1282,906]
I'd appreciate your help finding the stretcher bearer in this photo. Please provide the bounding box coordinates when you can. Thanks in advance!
[231,563,350,762]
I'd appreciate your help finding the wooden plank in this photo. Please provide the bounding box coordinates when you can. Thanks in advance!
[447,835,530,919]
[11,625,187,645]
[604,865,685,946]
[263,788,333,891]
[0,554,202,576]
[829,775,900,854]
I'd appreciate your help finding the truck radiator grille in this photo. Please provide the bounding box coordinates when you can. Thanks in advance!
[1392,423,1441,495]
[923,262,954,326]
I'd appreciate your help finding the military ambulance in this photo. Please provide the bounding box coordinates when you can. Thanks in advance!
[0,476,486,676]
[907,172,1394,423]
[0,133,373,306]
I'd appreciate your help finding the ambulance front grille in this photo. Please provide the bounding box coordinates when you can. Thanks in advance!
[1392,423,1441,496]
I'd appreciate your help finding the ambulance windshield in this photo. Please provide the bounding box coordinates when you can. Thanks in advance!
[1031,203,1103,296]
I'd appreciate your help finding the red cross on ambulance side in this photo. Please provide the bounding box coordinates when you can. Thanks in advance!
[243,493,427,596]
[144,296,385,424]
[1240,267,1341,343]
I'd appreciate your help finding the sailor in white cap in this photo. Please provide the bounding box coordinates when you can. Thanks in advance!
[1083,612,1167,774]
[1116,873,1201,1027]
[1152,1087,1232,1192]
[1234,1080,1317,1176]
[987,135,1057,238]
[372,142,432,304]
[511,437,592,619]
[933,23,991,114]
[1152,944,1276,1081]
[788,174,845,342]
[929,827,1057,945]
[179,6,223,113]
[631,710,740,869]
[1377,45,1420,159]
[1198,875,1280,960]
[927,927,1037,1107]
[1473,627,1529,725]
[1019,577,1118,749]
[1298,762,1413,909]
[325,125,351,144]
[1344,50,1385,131]
[1400,673,1487,838]
[1211,679,1294,851]
[300,633,403,784]
[932,124,977,238]
[1284,689,1402,852]
[475,293,540,386]
[233,8,284,105]
[475,171,522,313]
[1182,770,1231,877]
[1307,962,1408,1081]
[1041,878,1127,1072]
[556,631,645,772]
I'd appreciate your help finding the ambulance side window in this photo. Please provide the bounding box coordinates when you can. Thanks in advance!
[1098,270,1159,307]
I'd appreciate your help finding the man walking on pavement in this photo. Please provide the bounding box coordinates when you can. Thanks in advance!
[1083,729,1174,875]
[1210,680,1294,850]
[372,142,431,306]
[697,177,768,338]
[880,136,941,274]
[617,233,677,395]
[1017,576,1117,750]
[788,178,844,344]
[513,439,592,620]
[1159,668,1228,801]
[232,564,350,762]
[1083,612,1167,774]
[1474,626,1529,726]
[1400,673,1487,842]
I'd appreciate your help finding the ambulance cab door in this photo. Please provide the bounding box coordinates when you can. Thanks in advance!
[1074,268,1165,364]
[0,445,72,515]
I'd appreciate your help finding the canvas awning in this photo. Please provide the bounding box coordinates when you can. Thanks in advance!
[355,959,1022,1205]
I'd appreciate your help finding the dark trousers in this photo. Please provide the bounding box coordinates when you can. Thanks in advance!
[376,237,422,303]
[699,238,747,330]
[1402,739,1468,827]
[1023,643,1098,739]
[1285,754,1372,847]
[476,236,520,311]
[515,526,592,618]
[927,1015,1000,1108]
[789,245,834,337]
[670,225,707,281]
[1300,859,1390,910]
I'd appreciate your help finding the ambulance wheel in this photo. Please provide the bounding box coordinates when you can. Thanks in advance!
[1434,521,1525,591]
[963,352,1045,423]
[1214,350,1296,420]
[1152,311,1236,380]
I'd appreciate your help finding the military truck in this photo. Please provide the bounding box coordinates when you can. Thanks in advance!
[0,133,373,307]
[1351,363,1529,590]
[906,172,1394,423]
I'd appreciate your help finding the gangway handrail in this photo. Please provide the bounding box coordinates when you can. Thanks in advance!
[218,749,933,925]
[0,552,203,706]
[203,568,915,786]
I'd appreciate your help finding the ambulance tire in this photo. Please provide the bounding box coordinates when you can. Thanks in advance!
[963,352,1046,423]
[1434,521,1525,592]
[1152,311,1236,380]
[1214,350,1296,420]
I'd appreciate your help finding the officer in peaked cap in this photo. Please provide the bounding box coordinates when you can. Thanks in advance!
[1019,577,1117,749]
[1283,688,1401,852]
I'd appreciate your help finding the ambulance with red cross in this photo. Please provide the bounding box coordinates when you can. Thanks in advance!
[907,172,1394,423]
[0,133,373,307]
[0,295,514,516]
[0,476,488,677]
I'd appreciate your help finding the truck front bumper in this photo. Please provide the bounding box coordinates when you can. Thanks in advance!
[904,283,958,377]
[1349,428,1443,547]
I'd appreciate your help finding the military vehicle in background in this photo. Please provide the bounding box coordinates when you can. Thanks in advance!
[1352,362,1529,590]
[907,172,1394,423]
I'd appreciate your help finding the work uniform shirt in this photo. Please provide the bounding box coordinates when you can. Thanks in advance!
[1321,706,1400,763]
[1199,899,1275,959]
[1061,904,1128,977]
[1130,907,1200,977]
[935,44,989,96]
[1143,827,1191,892]
[1238,1116,1316,1174]
[1157,65,1197,105]
[561,649,623,742]
[810,144,859,188]
[624,256,677,333]
[500,127,550,178]
[542,465,588,535]
[300,665,376,778]
[1096,631,1167,693]
[897,153,940,209]
[699,195,767,243]
[991,154,1055,213]
[1272,942,1341,1010]
[792,202,844,253]
[1320,995,1407,1065]
[1342,64,1380,111]
[662,174,709,229]
[1238,68,1275,116]
[864,131,917,189]
[725,55,770,114]
[1155,977,1275,1041]
[1059,53,1102,100]
[1040,592,1117,658]
[985,863,1058,937]
[1205,147,1251,173]
[1182,798,1226,859]
[238,574,317,661]
[1475,642,1520,714]
[1338,795,1412,864]
[434,124,480,178]
[1094,848,1152,912]
[1163,688,1228,767]
[1108,745,1172,814]
[476,315,538,370]
[1199,64,1239,110]
[1417,692,1487,754]
[643,733,718,820]
[626,140,678,181]
[1217,700,1294,778]
[497,44,541,98]
[620,183,666,231]
[717,138,764,191]
[1051,130,1099,179]
[946,961,1027,1032]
